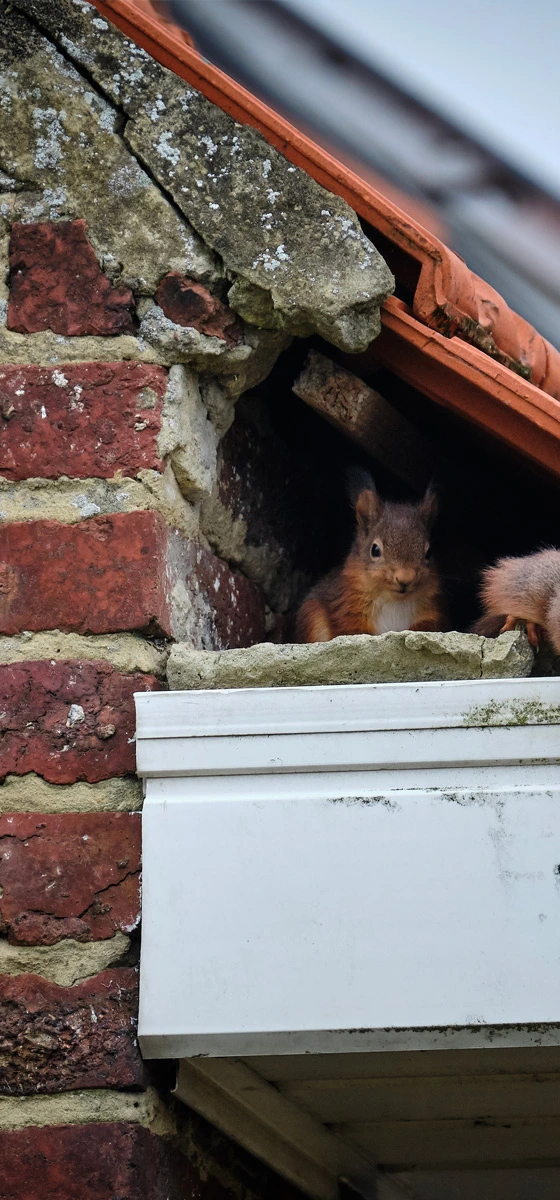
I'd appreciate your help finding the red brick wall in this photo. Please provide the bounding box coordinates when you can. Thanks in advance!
[0,219,305,1199]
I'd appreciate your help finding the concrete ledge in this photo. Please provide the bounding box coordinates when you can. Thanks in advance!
[167,630,533,690]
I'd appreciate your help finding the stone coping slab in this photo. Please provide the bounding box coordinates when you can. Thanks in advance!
[167,629,533,691]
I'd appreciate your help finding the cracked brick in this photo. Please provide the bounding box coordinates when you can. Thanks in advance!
[155,274,242,346]
[0,813,141,943]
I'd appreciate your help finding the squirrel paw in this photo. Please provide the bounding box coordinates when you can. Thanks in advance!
[499,615,541,649]
[499,615,519,635]
[525,621,543,650]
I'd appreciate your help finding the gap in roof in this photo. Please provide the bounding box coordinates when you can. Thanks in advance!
[280,0,560,201]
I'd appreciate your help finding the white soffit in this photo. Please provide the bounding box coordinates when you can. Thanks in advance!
[137,677,560,1199]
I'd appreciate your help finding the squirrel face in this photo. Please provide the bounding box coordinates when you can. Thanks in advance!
[353,483,437,596]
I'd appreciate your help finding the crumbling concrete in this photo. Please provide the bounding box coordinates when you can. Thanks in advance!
[157,365,219,503]
[11,0,394,353]
[0,324,168,366]
[0,773,143,813]
[167,629,534,690]
[0,468,200,539]
[0,1086,172,1134]
[139,304,244,369]
[199,377,236,437]
[138,305,290,393]
[0,933,131,986]
[0,631,168,676]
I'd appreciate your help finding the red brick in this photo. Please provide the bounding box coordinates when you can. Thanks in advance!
[0,969,143,1092]
[0,660,159,784]
[0,1121,309,1200]
[8,220,135,336]
[0,512,265,645]
[0,362,166,480]
[0,1124,216,1200]
[182,540,266,649]
[0,813,140,944]
[155,272,242,345]
[0,511,172,636]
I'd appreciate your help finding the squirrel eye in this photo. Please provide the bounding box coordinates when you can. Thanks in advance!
[371,542,381,558]
[425,545,432,560]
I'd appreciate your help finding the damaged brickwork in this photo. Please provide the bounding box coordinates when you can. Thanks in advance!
[0,0,392,1195]
[0,968,144,1093]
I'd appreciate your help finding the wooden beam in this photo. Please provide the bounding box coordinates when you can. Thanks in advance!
[292,350,434,490]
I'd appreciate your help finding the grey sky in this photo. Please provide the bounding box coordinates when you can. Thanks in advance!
[281,0,560,198]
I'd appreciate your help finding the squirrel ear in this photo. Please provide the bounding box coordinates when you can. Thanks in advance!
[418,484,438,529]
[346,467,381,529]
[355,487,380,530]
[346,466,375,504]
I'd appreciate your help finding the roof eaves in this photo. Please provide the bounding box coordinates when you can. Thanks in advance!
[377,298,560,480]
[90,0,560,461]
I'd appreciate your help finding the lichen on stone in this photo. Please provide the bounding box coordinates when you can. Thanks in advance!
[138,304,250,368]
[0,5,219,292]
[10,0,394,352]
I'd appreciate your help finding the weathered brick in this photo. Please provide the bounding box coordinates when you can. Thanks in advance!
[182,541,266,649]
[0,1121,309,1200]
[0,512,265,645]
[0,968,143,1092]
[0,1123,222,1200]
[155,272,242,345]
[8,220,135,336]
[216,400,350,613]
[0,363,166,480]
[0,660,160,784]
[0,812,140,944]
[0,512,171,636]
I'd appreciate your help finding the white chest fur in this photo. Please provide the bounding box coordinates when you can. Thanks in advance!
[374,594,419,634]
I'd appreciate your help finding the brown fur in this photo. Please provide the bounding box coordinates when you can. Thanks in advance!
[470,612,506,639]
[296,479,446,643]
[476,548,560,654]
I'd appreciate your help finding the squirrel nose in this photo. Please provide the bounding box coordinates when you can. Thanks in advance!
[394,569,416,592]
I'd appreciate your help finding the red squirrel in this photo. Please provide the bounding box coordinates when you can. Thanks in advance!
[296,471,446,643]
[473,548,560,653]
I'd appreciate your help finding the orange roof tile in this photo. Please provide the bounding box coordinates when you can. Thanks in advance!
[91,0,560,477]
[377,298,560,479]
